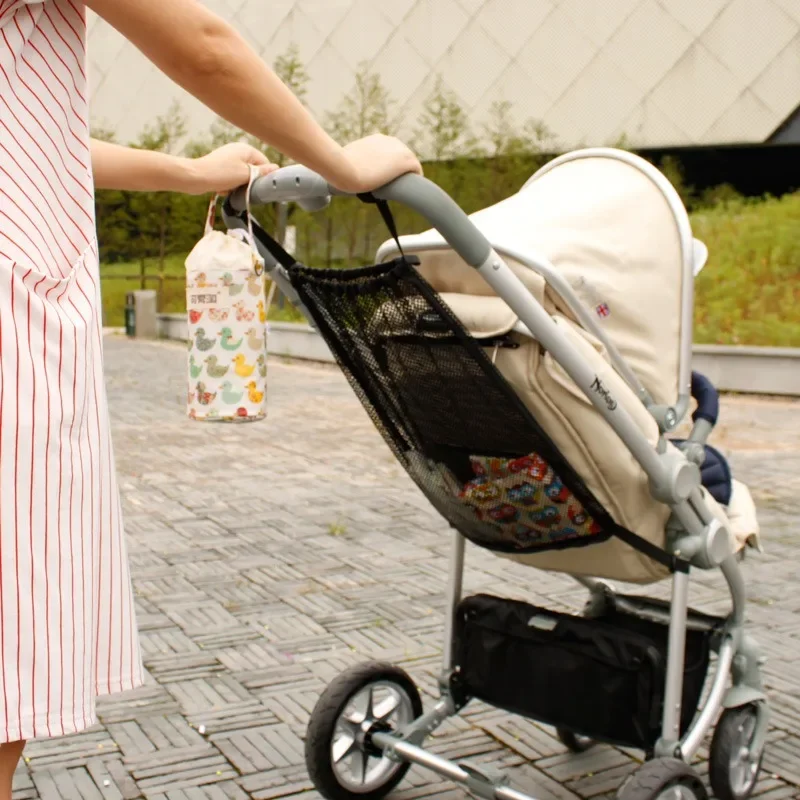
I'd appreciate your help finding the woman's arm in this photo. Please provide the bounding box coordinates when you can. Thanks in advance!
[91,139,276,194]
[84,0,421,193]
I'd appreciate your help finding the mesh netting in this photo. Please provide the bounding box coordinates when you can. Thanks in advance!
[288,256,623,554]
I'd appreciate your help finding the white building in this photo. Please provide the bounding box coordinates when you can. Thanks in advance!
[87,0,800,155]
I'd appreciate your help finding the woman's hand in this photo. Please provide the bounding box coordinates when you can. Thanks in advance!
[186,142,279,194]
[335,134,423,194]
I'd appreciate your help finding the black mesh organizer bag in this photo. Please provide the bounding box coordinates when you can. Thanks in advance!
[241,196,678,572]
[452,593,718,749]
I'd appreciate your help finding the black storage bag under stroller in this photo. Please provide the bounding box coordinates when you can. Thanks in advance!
[452,594,715,750]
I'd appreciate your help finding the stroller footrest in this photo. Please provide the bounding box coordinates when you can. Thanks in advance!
[452,594,716,750]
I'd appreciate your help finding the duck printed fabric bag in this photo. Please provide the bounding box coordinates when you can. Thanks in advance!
[185,168,274,422]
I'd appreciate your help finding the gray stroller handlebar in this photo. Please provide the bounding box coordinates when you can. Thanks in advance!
[227,165,493,269]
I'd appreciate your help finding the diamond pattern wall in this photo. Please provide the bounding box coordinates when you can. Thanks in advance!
[86,0,800,154]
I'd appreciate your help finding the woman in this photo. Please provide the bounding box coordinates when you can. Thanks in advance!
[0,0,422,791]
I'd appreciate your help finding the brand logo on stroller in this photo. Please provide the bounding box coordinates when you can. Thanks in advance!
[590,376,617,410]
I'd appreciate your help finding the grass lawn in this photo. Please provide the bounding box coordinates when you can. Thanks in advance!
[691,192,799,347]
[100,191,800,347]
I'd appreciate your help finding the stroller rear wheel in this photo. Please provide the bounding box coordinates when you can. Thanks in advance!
[616,757,707,800]
[555,726,595,753]
[305,661,423,800]
[708,704,764,800]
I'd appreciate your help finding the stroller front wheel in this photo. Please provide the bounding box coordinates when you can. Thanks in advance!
[708,704,764,800]
[304,661,423,800]
[616,757,708,800]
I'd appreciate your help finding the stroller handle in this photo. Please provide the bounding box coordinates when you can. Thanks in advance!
[227,165,494,269]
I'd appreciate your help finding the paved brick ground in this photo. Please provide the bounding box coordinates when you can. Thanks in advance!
[14,335,800,800]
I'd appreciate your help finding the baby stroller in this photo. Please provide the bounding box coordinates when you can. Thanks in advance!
[223,148,768,800]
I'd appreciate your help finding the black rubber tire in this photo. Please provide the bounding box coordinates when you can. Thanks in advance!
[708,705,763,800]
[305,661,423,800]
[556,726,595,753]
[616,757,708,800]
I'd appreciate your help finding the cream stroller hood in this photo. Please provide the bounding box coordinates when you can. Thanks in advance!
[378,151,707,411]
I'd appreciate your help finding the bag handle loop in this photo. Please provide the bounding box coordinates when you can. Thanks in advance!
[204,165,264,275]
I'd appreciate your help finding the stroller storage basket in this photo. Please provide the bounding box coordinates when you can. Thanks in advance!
[453,594,718,749]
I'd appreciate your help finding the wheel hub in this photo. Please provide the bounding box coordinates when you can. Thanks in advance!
[656,786,701,800]
[331,681,416,793]
[728,715,760,795]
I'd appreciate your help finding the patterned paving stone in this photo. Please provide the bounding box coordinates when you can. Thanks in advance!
[211,724,305,774]
[13,336,800,799]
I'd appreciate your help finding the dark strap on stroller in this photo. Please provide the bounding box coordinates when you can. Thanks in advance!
[612,527,689,573]
[245,215,300,270]
[357,192,407,259]
[225,192,409,268]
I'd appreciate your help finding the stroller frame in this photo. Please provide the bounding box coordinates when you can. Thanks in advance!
[224,148,769,800]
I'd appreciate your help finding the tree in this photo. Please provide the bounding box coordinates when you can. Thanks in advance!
[127,102,197,277]
[325,61,397,141]
[479,100,556,202]
[608,132,632,150]
[269,44,312,258]
[656,155,695,209]
[412,77,477,161]
[481,100,555,158]
[275,44,310,117]
[92,123,137,264]
[136,99,188,153]
[323,63,397,263]
[405,77,483,217]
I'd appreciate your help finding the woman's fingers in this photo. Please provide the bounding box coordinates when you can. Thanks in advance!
[242,145,270,166]
[339,134,423,193]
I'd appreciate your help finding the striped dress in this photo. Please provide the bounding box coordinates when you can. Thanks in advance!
[0,0,144,742]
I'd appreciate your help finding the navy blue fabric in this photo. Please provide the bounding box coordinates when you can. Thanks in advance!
[671,440,732,506]
[691,371,719,425]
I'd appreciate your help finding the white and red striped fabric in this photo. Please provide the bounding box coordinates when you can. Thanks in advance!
[0,0,144,742]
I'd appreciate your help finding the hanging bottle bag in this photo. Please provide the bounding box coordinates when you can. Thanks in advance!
[185,167,276,422]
